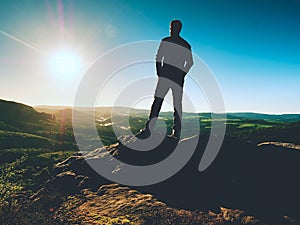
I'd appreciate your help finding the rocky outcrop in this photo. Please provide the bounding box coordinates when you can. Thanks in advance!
[53,183,262,225]
[30,135,300,224]
[257,141,300,150]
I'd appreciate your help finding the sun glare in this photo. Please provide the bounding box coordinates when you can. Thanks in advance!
[50,50,81,76]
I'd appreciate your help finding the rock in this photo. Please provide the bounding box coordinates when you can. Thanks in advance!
[54,183,264,225]
[30,135,300,224]
[257,141,300,151]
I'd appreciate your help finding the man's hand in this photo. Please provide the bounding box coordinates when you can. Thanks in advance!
[156,62,162,76]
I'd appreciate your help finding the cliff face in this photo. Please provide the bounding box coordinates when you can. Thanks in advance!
[29,135,300,224]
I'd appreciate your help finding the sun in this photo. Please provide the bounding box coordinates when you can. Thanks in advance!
[50,50,81,76]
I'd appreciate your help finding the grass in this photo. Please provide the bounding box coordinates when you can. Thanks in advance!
[0,147,76,224]
[0,130,51,148]
[238,123,273,129]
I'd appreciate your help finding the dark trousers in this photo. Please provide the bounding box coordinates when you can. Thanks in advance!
[146,77,184,136]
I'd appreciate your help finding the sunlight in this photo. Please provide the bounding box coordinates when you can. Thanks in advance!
[50,50,81,76]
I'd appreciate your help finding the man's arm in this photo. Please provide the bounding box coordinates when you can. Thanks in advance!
[184,45,194,73]
[156,41,165,75]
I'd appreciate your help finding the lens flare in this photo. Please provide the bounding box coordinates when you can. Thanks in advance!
[50,51,81,76]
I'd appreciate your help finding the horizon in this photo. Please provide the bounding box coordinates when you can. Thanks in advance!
[1,98,299,115]
[0,0,300,113]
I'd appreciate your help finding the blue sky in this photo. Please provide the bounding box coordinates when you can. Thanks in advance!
[0,0,299,113]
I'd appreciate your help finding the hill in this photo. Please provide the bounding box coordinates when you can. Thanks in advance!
[227,112,300,123]
[0,99,77,150]
[0,99,52,128]
[34,105,300,123]
[0,100,78,223]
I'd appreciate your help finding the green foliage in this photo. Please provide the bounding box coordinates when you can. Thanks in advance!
[0,99,49,126]
[0,130,51,149]
[0,148,45,164]
[0,148,75,224]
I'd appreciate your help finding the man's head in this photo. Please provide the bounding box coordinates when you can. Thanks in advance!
[170,20,182,36]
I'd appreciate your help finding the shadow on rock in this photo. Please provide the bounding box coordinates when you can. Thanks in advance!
[31,133,300,225]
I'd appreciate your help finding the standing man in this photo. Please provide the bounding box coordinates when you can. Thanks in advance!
[138,20,193,139]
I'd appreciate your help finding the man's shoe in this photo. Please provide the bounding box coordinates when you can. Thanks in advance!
[168,134,180,139]
[169,129,180,139]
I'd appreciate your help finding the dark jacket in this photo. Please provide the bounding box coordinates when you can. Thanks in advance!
[156,35,193,83]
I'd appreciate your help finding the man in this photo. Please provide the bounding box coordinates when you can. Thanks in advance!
[138,20,193,139]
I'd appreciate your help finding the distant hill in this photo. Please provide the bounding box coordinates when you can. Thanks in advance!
[35,105,300,122]
[35,105,149,117]
[0,99,52,128]
[0,100,76,150]
[34,105,72,114]
[227,112,300,122]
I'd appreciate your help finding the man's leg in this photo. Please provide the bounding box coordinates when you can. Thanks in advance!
[146,77,170,131]
[137,77,169,138]
[171,80,184,138]
[146,97,164,130]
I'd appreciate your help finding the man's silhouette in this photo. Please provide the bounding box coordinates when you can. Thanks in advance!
[138,20,193,139]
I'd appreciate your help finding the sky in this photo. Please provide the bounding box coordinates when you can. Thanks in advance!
[0,0,299,113]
